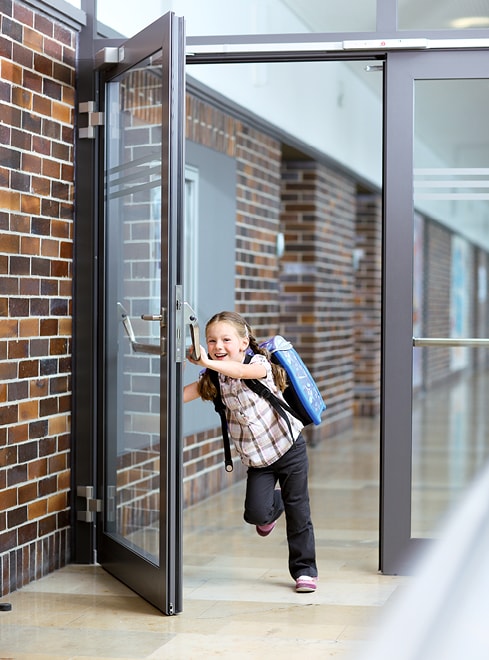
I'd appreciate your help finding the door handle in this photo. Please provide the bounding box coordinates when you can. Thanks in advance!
[183,302,201,360]
[413,337,489,347]
[117,302,166,355]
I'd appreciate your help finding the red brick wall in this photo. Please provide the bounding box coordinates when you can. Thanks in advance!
[0,0,75,595]
[280,160,357,440]
[424,222,452,388]
[354,193,382,416]
[475,249,489,370]
[235,123,282,337]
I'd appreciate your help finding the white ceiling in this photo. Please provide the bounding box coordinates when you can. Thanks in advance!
[279,0,489,247]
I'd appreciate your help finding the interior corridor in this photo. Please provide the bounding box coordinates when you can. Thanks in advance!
[0,415,410,659]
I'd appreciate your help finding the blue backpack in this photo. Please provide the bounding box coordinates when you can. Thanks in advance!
[208,335,326,471]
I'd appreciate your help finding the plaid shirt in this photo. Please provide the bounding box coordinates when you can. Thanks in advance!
[217,354,304,468]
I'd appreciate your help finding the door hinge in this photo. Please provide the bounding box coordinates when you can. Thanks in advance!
[78,101,104,139]
[77,485,103,523]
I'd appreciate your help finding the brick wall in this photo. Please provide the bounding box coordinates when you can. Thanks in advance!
[235,123,283,337]
[354,193,382,416]
[475,248,489,369]
[0,0,75,595]
[280,160,357,440]
[424,222,450,388]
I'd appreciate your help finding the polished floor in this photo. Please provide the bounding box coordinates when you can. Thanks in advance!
[0,416,412,659]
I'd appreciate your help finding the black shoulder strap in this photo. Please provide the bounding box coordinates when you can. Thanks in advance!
[208,368,234,472]
[243,378,297,441]
[209,354,301,471]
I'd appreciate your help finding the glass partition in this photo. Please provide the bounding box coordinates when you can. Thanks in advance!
[96,0,489,38]
[96,0,376,38]
[412,79,489,537]
[399,0,489,30]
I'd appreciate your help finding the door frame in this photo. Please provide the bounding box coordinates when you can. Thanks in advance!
[74,11,185,615]
[381,49,489,573]
[73,13,489,609]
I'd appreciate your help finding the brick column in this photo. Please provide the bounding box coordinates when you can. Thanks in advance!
[280,161,356,442]
[354,193,382,416]
[0,0,75,594]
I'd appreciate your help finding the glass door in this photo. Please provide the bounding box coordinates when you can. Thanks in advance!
[382,50,489,573]
[97,12,185,615]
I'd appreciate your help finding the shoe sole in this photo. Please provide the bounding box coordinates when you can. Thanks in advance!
[256,521,276,537]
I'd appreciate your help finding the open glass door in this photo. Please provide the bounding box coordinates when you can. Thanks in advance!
[97,12,185,615]
[382,50,489,573]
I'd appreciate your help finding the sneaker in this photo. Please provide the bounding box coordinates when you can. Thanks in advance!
[256,520,277,537]
[295,575,317,593]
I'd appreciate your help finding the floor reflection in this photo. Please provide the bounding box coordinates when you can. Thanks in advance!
[1,416,406,659]
[412,368,489,536]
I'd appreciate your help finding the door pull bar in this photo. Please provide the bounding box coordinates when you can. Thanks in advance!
[413,337,489,347]
[183,302,201,361]
[117,302,165,355]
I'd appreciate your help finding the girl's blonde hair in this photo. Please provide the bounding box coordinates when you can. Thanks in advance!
[197,311,287,401]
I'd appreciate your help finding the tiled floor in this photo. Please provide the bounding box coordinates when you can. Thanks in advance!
[0,417,409,659]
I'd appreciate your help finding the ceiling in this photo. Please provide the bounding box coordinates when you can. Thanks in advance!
[278,1,489,168]
[279,0,489,247]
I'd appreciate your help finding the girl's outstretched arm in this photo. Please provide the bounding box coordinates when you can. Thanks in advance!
[183,381,200,403]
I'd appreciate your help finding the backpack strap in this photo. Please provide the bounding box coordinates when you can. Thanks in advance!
[243,378,297,442]
[208,368,234,472]
[209,353,301,471]
[243,352,301,442]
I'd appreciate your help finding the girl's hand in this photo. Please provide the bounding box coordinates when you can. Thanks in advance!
[187,345,208,367]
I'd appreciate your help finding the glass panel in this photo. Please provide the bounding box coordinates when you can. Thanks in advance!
[105,52,163,563]
[96,0,376,38]
[412,79,489,537]
[399,0,489,30]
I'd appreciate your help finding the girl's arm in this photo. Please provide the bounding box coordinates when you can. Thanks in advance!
[183,381,200,403]
[188,345,267,380]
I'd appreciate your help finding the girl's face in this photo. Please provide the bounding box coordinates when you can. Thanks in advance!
[206,321,248,362]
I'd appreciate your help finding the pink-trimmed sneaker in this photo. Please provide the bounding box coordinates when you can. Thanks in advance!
[295,575,317,593]
[256,521,277,537]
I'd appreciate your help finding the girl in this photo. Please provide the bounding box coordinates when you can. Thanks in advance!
[184,311,318,593]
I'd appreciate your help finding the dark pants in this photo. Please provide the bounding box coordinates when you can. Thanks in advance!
[243,434,317,580]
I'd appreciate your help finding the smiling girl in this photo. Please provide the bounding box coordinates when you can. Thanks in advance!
[184,311,318,593]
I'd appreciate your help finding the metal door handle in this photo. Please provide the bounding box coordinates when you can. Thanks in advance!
[117,302,165,355]
[183,302,201,360]
[413,337,489,347]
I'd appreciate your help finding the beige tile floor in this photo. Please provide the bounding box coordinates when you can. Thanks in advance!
[0,417,410,659]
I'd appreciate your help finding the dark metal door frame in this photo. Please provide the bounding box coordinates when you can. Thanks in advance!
[73,6,489,616]
[73,10,185,615]
[381,49,489,573]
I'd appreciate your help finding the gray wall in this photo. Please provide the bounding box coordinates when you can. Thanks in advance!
[183,140,236,436]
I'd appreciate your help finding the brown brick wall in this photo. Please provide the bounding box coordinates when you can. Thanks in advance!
[235,123,282,337]
[280,160,357,440]
[424,222,452,388]
[0,0,75,595]
[475,249,489,369]
[354,193,382,416]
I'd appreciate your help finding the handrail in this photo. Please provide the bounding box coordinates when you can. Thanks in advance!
[413,337,489,347]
